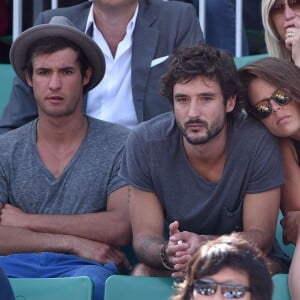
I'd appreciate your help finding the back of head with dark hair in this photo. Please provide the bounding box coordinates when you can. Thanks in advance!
[173,233,273,300]
[161,45,241,107]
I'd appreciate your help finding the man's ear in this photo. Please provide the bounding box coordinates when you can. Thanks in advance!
[83,67,92,87]
[226,95,236,112]
[25,70,33,88]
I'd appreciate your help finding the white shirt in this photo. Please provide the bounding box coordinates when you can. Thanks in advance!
[85,4,139,129]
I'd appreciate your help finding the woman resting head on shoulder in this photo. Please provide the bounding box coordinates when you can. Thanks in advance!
[172,233,272,300]
[238,56,300,139]
[262,0,300,65]
[239,57,300,243]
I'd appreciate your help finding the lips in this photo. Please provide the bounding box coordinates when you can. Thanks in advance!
[46,96,63,104]
[276,115,290,125]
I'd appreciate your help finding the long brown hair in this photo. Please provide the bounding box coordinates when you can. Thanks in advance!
[238,57,300,112]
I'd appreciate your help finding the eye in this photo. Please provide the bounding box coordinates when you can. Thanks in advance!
[271,2,285,10]
[256,102,270,112]
[201,96,213,102]
[37,69,49,76]
[62,68,74,75]
[175,96,189,104]
[289,0,298,6]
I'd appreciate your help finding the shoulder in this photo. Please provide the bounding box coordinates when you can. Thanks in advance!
[0,121,33,147]
[230,116,276,140]
[43,2,90,15]
[35,2,91,24]
[0,122,34,161]
[130,112,177,142]
[138,0,199,26]
[280,138,299,164]
[87,117,130,144]
[141,0,196,14]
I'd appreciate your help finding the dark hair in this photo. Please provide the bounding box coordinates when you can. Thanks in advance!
[161,45,241,108]
[238,57,300,115]
[24,36,91,94]
[172,233,273,300]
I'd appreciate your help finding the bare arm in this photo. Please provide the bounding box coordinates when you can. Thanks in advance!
[0,225,130,268]
[277,139,300,244]
[241,188,280,253]
[129,186,166,269]
[0,186,131,246]
[280,138,300,213]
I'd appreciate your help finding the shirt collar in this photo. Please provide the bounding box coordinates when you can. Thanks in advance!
[85,3,139,36]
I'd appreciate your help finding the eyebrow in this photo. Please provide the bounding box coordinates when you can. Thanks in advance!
[174,92,216,97]
[35,66,75,72]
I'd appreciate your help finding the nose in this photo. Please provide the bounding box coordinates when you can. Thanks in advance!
[48,72,62,90]
[284,4,296,20]
[270,99,282,112]
[187,99,201,119]
[209,292,224,300]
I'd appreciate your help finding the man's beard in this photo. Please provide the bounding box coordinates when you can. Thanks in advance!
[177,117,226,145]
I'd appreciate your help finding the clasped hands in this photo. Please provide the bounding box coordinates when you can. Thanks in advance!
[164,220,208,280]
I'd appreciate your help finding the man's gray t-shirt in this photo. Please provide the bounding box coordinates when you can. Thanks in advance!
[0,117,129,214]
[120,112,284,235]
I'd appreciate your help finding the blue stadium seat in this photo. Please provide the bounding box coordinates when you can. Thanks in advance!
[104,275,174,300]
[9,276,93,300]
[272,273,291,300]
[0,64,15,116]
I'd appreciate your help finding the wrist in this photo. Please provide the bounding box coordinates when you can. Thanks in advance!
[160,241,175,271]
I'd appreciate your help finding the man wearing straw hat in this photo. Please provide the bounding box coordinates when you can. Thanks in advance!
[0,16,131,300]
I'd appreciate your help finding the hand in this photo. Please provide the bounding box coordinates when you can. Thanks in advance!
[0,204,30,228]
[281,211,300,245]
[284,18,300,65]
[71,236,131,272]
[167,221,204,280]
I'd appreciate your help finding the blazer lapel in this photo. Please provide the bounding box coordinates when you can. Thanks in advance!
[132,1,159,123]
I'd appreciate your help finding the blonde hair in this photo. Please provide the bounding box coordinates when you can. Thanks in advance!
[261,0,293,61]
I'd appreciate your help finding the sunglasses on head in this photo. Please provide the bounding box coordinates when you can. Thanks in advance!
[194,279,251,299]
[271,0,300,15]
[250,89,291,119]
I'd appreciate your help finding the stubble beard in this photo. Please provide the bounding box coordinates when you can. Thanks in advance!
[177,117,226,145]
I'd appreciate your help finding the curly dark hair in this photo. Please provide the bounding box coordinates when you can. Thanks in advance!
[161,45,241,108]
[172,233,273,300]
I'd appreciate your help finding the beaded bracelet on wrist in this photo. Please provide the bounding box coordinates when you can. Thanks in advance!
[160,242,175,271]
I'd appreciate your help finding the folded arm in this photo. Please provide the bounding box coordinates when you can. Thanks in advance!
[0,186,131,247]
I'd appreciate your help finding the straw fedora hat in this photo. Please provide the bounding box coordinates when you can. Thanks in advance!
[9,16,105,91]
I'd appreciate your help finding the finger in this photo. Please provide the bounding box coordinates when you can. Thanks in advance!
[174,250,189,257]
[169,221,180,236]
[109,249,132,272]
[285,39,294,51]
[120,256,132,272]
[171,271,186,280]
[173,254,191,266]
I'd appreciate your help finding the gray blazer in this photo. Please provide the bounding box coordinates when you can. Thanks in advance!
[0,0,203,132]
